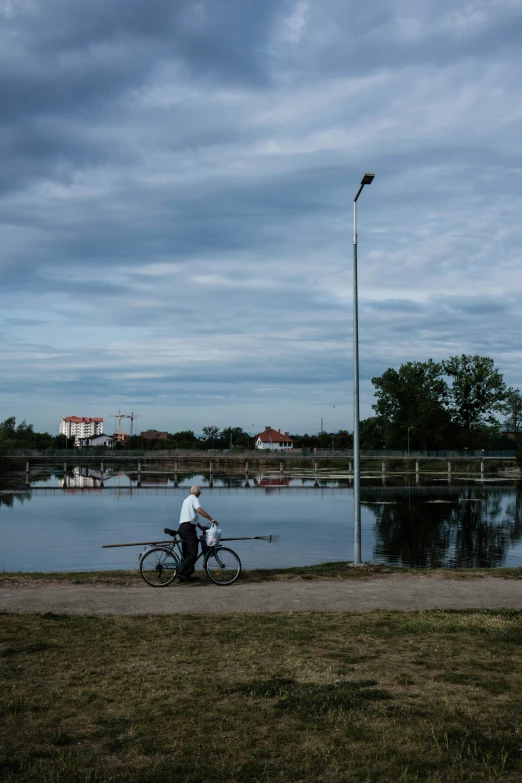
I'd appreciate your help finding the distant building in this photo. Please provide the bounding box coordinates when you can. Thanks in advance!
[254,426,294,451]
[60,416,103,439]
[76,434,115,449]
[140,431,168,440]
[62,467,108,489]
[255,476,291,486]
[112,432,129,443]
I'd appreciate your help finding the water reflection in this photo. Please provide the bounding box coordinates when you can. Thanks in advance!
[369,486,522,568]
[56,469,328,490]
[1,477,522,570]
[0,491,30,508]
[63,467,107,490]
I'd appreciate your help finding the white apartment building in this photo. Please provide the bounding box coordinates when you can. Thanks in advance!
[60,416,103,439]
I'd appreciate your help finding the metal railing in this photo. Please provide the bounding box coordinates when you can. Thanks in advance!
[1,448,517,459]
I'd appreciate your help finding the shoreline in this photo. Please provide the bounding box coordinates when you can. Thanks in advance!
[2,562,522,586]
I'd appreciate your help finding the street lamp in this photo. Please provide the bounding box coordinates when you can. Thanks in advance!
[353,172,374,566]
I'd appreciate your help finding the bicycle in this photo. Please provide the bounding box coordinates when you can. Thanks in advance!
[139,530,241,587]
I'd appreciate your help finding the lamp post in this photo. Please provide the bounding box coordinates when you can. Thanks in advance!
[353,172,374,566]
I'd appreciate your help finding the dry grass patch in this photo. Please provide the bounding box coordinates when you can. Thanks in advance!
[0,570,140,587]
[1,610,522,781]
[2,563,522,587]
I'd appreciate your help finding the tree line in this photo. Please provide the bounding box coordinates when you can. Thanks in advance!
[0,417,62,450]
[122,427,353,451]
[362,354,521,450]
[1,354,521,455]
[0,418,353,452]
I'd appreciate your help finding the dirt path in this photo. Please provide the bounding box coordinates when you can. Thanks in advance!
[1,576,521,614]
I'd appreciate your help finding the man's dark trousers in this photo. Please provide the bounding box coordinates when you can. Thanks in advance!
[179,522,199,577]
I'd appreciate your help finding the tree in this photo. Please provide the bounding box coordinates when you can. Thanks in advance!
[359,417,386,449]
[168,430,198,450]
[442,355,507,435]
[125,435,143,450]
[333,430,353,450]
[220,427,247,449]
[371,360,450,449]
[0,416,54,450]
[201,426,221,448]
[0,417,16,439]
[16,420,34,435]
[503,387,522,435]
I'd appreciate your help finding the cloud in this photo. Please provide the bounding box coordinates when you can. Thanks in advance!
[1,0,521,433]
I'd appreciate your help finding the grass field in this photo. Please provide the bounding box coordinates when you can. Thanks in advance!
[2,609,522,782]
[1,562,522,586]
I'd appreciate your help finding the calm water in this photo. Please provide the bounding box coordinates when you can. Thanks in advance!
[1,472,521,572]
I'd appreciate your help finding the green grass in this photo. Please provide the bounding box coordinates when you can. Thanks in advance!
[1,610,522,782]
[2,562,522,586]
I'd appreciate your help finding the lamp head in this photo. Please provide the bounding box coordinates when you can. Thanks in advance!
[361,173,374,185]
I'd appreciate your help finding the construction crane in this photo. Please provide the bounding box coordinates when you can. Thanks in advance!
[126,411,140,437]
[111,410,126,437]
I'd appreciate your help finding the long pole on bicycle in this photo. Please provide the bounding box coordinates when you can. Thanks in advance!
[103,540,180,548]
[103,535,278,548]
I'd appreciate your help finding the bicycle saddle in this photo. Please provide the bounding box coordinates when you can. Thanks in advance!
[164,527,179,537]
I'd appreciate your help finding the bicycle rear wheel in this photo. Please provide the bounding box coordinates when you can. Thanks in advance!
[204,546,241,586]
[140,547,180,587]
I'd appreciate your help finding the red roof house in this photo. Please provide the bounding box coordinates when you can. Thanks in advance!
[254,426,294,451]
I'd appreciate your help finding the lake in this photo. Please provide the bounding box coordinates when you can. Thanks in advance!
[1,471,521,572]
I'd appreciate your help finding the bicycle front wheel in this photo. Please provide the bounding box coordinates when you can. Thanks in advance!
[204,547,241,586]
[140,547,180,587]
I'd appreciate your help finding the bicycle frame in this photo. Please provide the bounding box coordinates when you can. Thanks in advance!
[140,540,226,573]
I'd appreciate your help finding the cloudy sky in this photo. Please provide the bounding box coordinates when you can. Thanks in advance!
[1,0,522,436]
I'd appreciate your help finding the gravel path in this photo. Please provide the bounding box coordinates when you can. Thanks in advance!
[1,576,521,614]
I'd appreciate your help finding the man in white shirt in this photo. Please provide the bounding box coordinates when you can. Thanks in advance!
[177,485,218,583]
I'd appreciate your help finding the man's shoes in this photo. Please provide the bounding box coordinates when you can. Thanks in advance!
[179,575,200,583]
